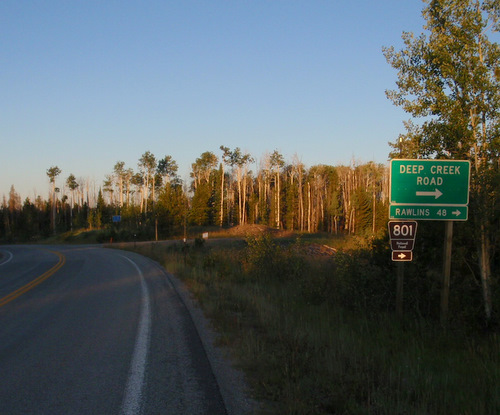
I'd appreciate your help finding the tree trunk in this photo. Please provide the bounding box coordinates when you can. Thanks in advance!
[275,171,280,229]
[220,164,224,227]
[51,182,56,234]
[237,170,243,225]
[119,176,123,208]
[372,187,376,235]
[143,174,149,215]
[307,182,311,233]
[242,171,247,225]
[298,169,304,231]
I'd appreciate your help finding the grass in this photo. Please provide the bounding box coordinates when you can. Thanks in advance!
[123,235,500,414]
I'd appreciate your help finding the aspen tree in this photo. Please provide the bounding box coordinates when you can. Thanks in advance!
[138,151,157,215]
[46,166,61,234]
[113,161,126,208]
[384,0,500,321]
[269,150,285,229]
[228,148,253,225]
[66,174,78,231]
[219,146,231,226]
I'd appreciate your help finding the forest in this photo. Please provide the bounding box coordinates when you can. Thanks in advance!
[2,146,498,328]
[2,0,500,331]
[0,149,389,242]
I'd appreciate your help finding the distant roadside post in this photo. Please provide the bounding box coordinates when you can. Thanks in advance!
[388,159,471,323]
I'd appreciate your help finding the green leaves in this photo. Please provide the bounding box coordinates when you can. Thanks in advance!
[385,0,500,160]
[385,0,500,323]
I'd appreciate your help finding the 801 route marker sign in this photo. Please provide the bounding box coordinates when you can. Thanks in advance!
[388,221,417,262]
[388,221,417,239]
[389,159,470,221]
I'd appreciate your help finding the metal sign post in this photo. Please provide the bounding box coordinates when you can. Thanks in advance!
[441,221,453,327]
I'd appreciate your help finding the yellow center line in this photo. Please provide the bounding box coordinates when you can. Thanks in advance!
[0,250,66,308]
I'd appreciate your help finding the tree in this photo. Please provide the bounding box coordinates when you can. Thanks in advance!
[291,155,306,231]
[103,175,114,205]
[92,188,105,229]
[124,167,134,206]
[4,186,21,237]
[155,155,179,240]
[131,172,144,208]
[190,151,218,189]
[157,155,179,187]
[190,152,219,226]
[138,151,157,215]
[46,166,61,234]
[219,145,232,226]
[269,150,285,228]
[383,0,500,322]
[227,147,254,225]
[66,174,78,231]
[8,185,21,214]
[113,161,126,208]
[157,178,187,236]
[255,156,272,226]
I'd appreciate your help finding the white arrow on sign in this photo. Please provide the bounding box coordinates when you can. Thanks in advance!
[452,209,461,216]
[398,253,407,259]
[416,188,443,199]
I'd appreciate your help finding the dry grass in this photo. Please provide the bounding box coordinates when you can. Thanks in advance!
[124,235,500,415]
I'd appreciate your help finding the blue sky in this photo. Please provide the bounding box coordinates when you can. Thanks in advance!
[1,0,425,200]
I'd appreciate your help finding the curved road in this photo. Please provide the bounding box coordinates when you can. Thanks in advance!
[0,245,252,415]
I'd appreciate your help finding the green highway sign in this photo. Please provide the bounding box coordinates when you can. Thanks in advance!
[390,159,470,205]
[389,205,468,221]
[389,159,470,221]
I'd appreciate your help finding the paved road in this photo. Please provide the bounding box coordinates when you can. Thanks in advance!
[0,245,251,414]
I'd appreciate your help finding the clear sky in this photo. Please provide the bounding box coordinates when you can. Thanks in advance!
[1,0,426,200]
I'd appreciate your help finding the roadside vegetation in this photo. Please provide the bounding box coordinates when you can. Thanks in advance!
[2,1,499,412]
[125,230,499,414]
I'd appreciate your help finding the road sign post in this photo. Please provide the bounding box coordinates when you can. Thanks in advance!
[441,221,453,327]
[396,262,404,317]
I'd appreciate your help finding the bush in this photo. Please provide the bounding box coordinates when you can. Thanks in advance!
[244,235,306,282]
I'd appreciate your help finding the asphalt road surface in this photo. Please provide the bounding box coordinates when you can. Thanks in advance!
[0,245,254,415]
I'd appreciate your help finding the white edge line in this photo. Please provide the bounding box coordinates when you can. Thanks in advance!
[119,255,151,415]
[0,250,13,266]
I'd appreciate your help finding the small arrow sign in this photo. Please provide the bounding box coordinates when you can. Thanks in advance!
[392,251,413,262]
[416,189,443,199]
[452,209,461,216]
